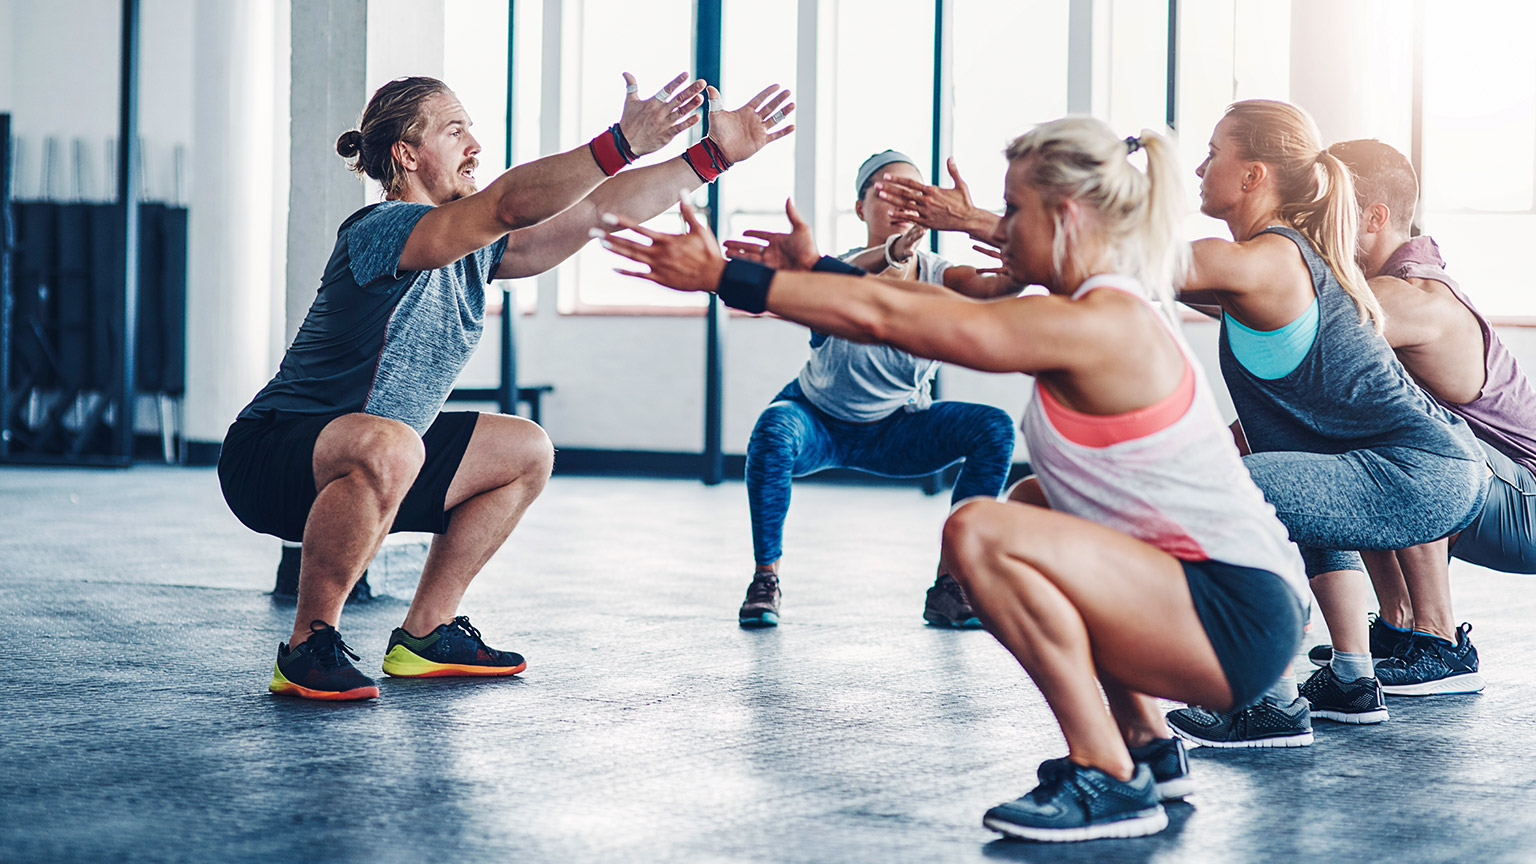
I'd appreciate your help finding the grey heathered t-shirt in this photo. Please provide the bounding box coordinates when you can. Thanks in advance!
[795,247,949,423]
[238,201,509,435]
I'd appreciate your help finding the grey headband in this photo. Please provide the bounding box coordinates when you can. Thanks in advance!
[855,149,918,201]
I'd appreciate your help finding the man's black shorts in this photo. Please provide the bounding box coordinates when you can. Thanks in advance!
[218,411,479,543]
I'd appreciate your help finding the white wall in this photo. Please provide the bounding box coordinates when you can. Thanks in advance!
[7,1,1536,467]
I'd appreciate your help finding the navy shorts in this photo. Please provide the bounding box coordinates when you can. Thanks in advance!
[1183,559,1306,709]
[218,411,479,543]
[1451,439,1536,574]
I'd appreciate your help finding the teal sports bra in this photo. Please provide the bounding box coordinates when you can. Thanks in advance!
[1224,298,1319,380]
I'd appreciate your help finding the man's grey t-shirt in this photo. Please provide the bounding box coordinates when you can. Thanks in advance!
[238,202,509,435]
[795,247,949,423]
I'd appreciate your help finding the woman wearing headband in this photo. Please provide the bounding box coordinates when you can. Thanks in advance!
[599,118,1307,843]
[719,150,1018,630]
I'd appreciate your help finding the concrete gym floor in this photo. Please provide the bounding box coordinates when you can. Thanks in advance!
[3,465,1534,863]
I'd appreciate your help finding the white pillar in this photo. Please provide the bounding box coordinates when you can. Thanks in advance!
[285,0,369,344]
[184,0,283,449]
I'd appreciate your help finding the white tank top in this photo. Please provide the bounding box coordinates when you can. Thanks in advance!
[1020,274,1307,603]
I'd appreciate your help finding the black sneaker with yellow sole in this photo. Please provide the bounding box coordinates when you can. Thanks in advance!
[269,620,379,701]
[381,615,526,678]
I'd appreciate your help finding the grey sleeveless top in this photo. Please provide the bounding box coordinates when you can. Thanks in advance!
[1218,226,1480,462]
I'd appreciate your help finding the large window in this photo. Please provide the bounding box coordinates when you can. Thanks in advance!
[1418,1,1536,318]
[718,0,800,284]
[561,0,699,312]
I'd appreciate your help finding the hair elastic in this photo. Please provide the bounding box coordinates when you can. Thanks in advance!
[1124,136,1142,155]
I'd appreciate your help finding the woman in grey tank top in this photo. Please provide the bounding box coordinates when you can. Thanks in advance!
[1168,100,1489,745]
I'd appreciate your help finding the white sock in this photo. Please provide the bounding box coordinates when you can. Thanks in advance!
[1331,650,1375,682]
[1261,673,1298,705]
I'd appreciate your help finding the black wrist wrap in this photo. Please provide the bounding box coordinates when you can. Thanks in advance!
[717,258,775,313]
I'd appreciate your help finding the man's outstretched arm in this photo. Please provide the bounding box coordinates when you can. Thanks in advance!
[402,73,706,272]
[494,83,795,279]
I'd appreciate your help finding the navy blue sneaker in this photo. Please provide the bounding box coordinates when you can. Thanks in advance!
[738,572,781,628]
[270,621,379,701]
[1039,737,1191,802]
[923,573,983,629]
[1375,623,1484,696]
[1299,665,1388,724]
[381,616,526,678]
[983,760,1166,842]
[1308,613,1411,667]
[1166,697,1314,748]
[1128,737,1193,801]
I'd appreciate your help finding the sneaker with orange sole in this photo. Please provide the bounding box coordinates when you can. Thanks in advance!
[381,615,526,678]
[269,620,380,701]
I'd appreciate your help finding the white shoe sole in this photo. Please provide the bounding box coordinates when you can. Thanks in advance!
[1168,727,1314,749]
[1311,707,1389,724]
[984,806,1167,842]
[1155,776,1195,801]
[1381,672,1485,697]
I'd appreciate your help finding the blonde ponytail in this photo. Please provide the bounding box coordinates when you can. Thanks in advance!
[1133,130,1190,321]
[1224,100,1383,333]
[1290,150,1382,332]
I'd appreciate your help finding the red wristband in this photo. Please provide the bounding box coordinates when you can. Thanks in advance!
[681,138,733,183]
[588,124,632,177]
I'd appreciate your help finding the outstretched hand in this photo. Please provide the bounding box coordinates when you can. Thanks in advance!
[889,222,928,264]
[706,84,796,164]
[876,157,995,236]
[723,199,819,271]
[971,242,1009,276]
[600,195,727,292]
[618,72,708,156]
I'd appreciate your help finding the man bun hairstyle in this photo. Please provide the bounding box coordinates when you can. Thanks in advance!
[1327,139,1419,235]
[337,76,452,197]
[1221,100,1384,334]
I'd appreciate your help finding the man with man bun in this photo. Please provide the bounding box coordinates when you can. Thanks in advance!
[219,73,794,700]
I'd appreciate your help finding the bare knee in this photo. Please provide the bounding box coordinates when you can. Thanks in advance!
[943,499,1010,589]
[497,415,555,483]
[318,417,424,502]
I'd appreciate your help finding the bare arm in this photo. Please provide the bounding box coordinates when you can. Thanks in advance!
[1183,235,1316,329]
[601,200,1091,376]
[944,266,1020,299]
[401,73,707,272]
[495,159,701,279]
[494,83,795,279]
[1369,275,1446,350]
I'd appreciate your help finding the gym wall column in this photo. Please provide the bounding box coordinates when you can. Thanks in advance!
[285,0,369,348]
[1289,0,1414,149]
[183,1,285,457]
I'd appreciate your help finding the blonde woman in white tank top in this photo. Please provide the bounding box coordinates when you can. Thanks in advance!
[600,119,1305,843]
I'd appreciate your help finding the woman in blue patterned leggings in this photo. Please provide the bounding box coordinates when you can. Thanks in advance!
[730,150,1019,629]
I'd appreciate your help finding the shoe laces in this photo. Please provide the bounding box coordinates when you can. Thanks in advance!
[445,615,486,646]
[1031,758,1077,802]
[746,573,779,602]
[304,620,361,669]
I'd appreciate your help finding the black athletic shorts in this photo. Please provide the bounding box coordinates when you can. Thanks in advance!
[1183,559,1306,709]
[218,411,480,543]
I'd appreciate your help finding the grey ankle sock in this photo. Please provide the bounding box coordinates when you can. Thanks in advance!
[1331,650,1375,682]
[1261,673,1298,705]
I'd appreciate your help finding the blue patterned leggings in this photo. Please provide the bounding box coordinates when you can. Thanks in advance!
[746,382,1017,565]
